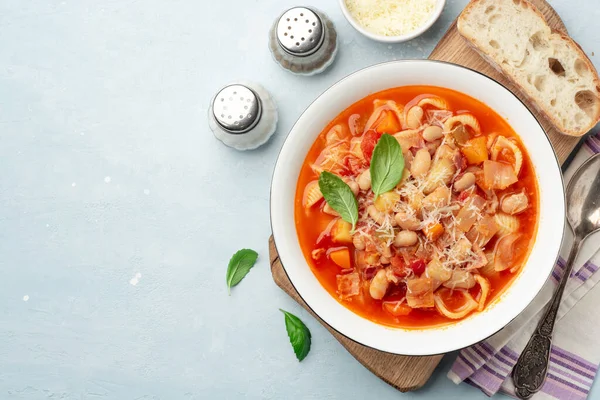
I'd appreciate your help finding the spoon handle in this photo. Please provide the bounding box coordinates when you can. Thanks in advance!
[512,237,582,399]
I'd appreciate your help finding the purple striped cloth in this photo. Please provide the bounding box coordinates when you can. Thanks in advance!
[448,129,600,399]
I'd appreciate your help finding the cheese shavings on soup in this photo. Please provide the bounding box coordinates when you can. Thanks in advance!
[345,0,437,37]
[294,86,539,329]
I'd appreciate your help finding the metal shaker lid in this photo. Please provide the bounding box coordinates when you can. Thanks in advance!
[276,7,324,57]
[212,84,262,134]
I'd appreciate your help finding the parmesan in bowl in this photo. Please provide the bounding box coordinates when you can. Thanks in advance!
[339,0,445,43]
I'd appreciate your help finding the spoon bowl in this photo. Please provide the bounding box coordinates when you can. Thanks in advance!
[567,153,600,238]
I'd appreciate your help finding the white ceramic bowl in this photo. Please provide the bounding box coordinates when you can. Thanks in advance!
[338,0,446,43]
[271,61,565,356]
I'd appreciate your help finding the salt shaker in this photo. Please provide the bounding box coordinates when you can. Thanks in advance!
[269,6,338,76]
[208,82,278,151]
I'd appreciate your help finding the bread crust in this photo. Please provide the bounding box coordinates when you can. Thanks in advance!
[458,0,600,137]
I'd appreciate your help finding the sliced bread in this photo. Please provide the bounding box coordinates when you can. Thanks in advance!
[458,0,600,137]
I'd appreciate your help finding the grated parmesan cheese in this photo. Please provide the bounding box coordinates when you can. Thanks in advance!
[345,0,438,37]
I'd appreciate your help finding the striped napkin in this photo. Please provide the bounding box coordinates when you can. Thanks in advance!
[448,129,600,400]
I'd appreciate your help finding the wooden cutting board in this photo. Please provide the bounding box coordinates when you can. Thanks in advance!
[270,0,580,393]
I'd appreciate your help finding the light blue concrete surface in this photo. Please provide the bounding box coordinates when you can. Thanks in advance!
[1,0,599,399]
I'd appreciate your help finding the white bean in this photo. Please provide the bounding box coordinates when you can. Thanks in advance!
[369,269,389,300]
[394,230,418,247]
[501,192,529,215]
[407,106,424,129]
[426,139,442,156]
[454,172,476,192]
[347,180,360,196]
[358,169,371,191]
[352,235,366,250]
[368,205,397,226]
[395,212,421,231]
[410,149,432,179]
[423,125,444,142]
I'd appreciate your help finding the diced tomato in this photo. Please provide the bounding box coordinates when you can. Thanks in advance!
[362,266,377,281]
[386,282,407,300]
[458,154,468,172]
[458,189,472,202]
[345,156,365,176]
[360,130,382,163]
[408,259,427,276]
[390,254,405,268]
[390,257,409,279]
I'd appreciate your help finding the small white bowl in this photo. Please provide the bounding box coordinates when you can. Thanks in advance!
[271,61,565,356]
[338,0,446,43]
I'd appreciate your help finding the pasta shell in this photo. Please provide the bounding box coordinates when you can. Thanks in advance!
[422,158,456,194]
[444,114,481,134]
[491,136,523,176]
[426,110,454,126]
[393,129,422,153]
[406,106,424,129]
[443,270,476,290]
[349,137,364,160]
[479,252,497,277]
[352,234,366,250]
[493,213,520,236]
[302,180,323,209]
[325,125,346,145]
[418,96,450,110]
[492,233,522,272]
[501,192,529,215]
[310,142,349,174]
[348,114,362,136]
[487,133,499,150]
[474,275,490,311]
[434,289,479,319]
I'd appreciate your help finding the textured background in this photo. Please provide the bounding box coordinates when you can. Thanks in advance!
[1,0,599,398]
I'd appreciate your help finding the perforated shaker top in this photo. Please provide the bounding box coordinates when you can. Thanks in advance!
[212,84,262,134]
[276,7,324,57]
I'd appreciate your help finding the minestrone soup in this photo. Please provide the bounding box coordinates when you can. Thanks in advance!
[295,86,539,329]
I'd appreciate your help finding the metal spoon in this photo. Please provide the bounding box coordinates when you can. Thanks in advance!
[513,153,600,399]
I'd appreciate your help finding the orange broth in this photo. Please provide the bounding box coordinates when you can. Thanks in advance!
[294,86,539,329]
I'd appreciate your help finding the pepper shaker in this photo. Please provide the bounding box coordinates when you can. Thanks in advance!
[269,6,338,76]
[208,82,278,151]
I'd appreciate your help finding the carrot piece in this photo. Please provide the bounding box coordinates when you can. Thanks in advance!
[374,110,401,134]
[383,301,413,317]
[329,248,351,269]
[423,222,444,241]
[461,136,489,165]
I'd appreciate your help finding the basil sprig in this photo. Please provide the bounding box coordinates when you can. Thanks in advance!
[370,133,404,198]
[318,171,359,231]
[280,309,311,362]
[226,249,258,294]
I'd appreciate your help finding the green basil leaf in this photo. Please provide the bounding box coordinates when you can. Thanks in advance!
[280,309,311,362]
[370,133,404,198]
[226,249,258,294]
[318,171,358,230]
